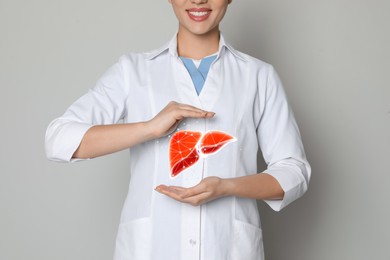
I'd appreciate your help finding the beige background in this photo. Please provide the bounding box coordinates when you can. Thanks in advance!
[1,0,389,259]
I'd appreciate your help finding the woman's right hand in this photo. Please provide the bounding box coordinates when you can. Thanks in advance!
[146,101,215,138]
[72,101,214,159]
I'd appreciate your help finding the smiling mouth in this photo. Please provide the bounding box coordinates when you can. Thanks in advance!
[189,11,210,16]
[186,8,212,21]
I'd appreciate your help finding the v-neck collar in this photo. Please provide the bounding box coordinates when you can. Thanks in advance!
[150,33,247,111]
[172,54,224,112]
[179,55,217,95]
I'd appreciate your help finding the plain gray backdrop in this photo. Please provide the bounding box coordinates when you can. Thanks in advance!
[1,0,389,259]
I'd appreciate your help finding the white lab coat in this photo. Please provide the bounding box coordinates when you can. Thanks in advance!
[45,34,311,260]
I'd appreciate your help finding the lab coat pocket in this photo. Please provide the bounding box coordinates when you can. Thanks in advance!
[113,217,152,260]
[231,219,264,260]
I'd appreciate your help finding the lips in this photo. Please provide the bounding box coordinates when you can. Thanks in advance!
[186,8,212,22]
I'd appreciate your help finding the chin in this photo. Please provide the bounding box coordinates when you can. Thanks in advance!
[184,25,218,37]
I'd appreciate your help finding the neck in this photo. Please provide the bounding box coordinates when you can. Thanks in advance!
[177,27,220,60]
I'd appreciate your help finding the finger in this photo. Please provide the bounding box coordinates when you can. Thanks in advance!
[155,184,206,202]
[205,111,216,118]
[155,185,185,196]
[156,186,188,201]
[168,186,187,196]
[181,191,213,206]
[167,101,215,117]
[175,109,215,120]
[180,183,206,199]
[156,185,214,206]
[176,103,206,111]
[180,108,215,118]
[176,104,215,116]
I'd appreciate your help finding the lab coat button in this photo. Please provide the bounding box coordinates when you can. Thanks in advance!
[189,239,197,246]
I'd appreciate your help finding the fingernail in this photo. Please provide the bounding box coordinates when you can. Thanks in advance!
[206,112,215,117]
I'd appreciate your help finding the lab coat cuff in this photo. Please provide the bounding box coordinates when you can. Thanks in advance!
[45,121,93,162]
[262,166,307,212]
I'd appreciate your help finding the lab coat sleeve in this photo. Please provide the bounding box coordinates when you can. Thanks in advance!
[257,65,311,211]
[45,56,129,162]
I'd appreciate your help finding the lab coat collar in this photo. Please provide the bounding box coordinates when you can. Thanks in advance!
[145,33,248,62]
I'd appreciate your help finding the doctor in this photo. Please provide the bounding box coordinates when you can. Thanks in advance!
[45,0,311,259]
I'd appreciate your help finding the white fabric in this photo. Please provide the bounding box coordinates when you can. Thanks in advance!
[45,34,311,260]
[192,58,201,68]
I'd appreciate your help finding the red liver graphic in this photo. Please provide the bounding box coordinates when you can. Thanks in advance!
[169,130,236,178]
[199,130,236,156]
[169,131,202,178]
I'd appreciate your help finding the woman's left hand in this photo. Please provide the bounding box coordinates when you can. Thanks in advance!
[155,177,230,206]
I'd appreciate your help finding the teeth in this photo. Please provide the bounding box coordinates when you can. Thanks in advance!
[189,11,209,17]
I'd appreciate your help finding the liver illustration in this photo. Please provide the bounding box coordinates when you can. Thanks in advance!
[169,131,202,178]
[198,130,236,156]
[169,130,236,178]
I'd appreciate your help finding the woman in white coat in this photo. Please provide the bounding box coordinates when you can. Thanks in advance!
[45,0,311,259]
